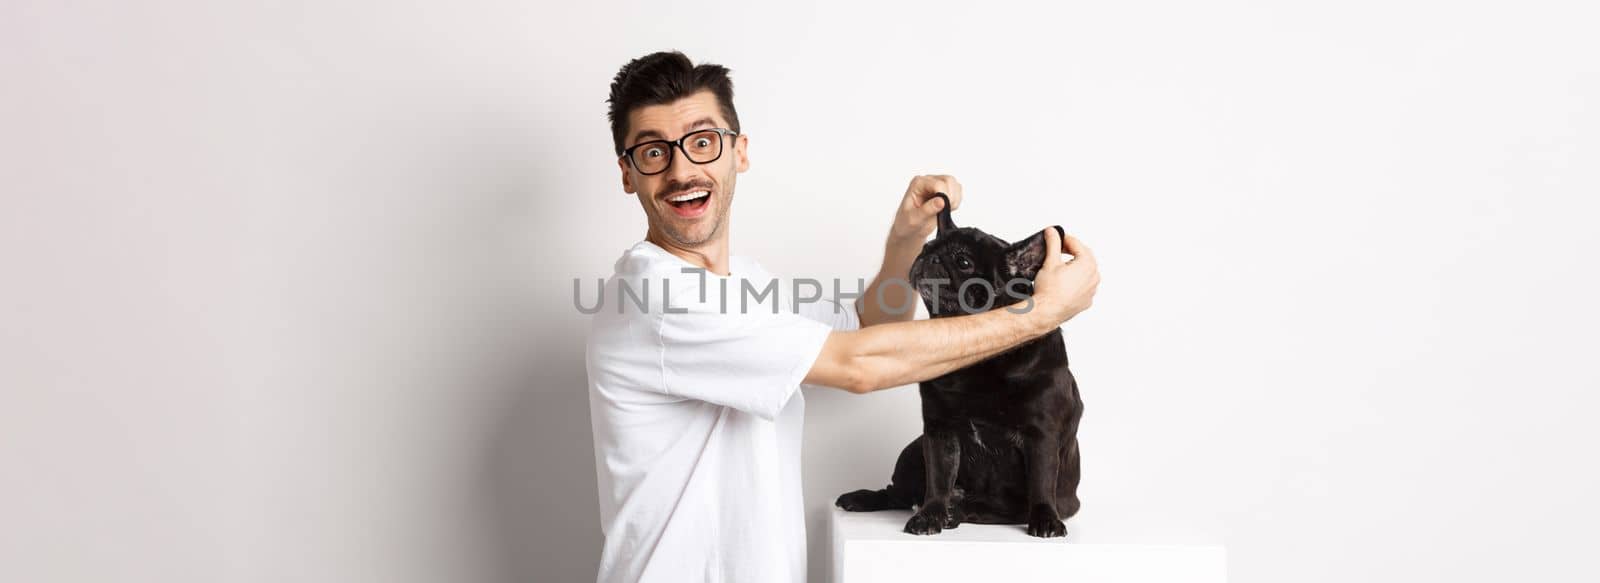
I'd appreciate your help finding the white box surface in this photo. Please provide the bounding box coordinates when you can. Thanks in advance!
[829,508,1227,583]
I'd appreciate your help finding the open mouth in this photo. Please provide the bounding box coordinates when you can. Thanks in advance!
[663,189,712,218]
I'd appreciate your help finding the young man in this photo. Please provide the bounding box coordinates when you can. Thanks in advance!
[585,51,1100,583]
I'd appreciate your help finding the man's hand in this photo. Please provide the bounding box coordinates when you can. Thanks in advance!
[1029,228,1100,327]
[888,175,965,245]
[860,175,965,326]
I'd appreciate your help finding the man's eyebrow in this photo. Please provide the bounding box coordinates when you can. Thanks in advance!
[629,117,719,145]
[681,117,717,133]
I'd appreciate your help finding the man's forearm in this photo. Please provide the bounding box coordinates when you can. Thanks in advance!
[817,221,1099,395]
[807,305,1055,393]
[857,237,923,327]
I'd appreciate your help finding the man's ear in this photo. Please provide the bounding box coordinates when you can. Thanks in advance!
[618,157,635,194]
[735,133,749,173]
[1005,226,1065,279]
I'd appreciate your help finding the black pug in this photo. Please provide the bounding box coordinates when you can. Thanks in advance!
[835,193,1084,538]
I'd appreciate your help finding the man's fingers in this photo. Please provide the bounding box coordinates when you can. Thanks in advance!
[1043,226,1063,263]
[908,175,962,211]
[942,180,962,211]
[1061,234,1096,267]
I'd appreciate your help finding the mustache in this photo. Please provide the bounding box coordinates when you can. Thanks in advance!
[661,180,715,196]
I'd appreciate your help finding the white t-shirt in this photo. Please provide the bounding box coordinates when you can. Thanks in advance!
[585,240,861,583]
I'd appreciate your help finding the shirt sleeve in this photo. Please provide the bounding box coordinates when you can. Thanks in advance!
[656,307,834,421]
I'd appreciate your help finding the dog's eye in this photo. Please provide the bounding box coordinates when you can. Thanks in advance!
[957,257,973,271]
[929,255,941,265]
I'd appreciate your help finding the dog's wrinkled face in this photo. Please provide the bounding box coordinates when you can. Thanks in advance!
[908,195,1055,317]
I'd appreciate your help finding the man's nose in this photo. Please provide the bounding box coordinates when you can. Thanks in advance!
[664,145,700,181]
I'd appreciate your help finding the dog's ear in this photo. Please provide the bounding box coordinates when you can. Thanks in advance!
[933,192,957,238]
[1005,226,1065,279]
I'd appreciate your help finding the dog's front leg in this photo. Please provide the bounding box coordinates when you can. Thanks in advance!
[904,429,963,535]
[1024,431,1067,537]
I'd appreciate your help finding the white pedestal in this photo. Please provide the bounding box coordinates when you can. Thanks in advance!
[829,508,1227,583]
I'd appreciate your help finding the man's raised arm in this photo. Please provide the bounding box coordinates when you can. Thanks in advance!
[858,175,964,327]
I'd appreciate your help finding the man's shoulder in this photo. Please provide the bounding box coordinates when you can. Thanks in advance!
[608,240,686,279]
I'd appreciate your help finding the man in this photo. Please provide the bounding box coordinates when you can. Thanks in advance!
[585,51,1100,583]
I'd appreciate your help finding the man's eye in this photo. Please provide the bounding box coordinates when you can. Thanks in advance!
[645,148,664,158]
[694,138,711,148]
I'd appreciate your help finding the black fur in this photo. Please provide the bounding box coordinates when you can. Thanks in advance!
[835,194,1084,538]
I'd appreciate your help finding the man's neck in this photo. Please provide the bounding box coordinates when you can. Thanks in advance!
[646,230,731,276]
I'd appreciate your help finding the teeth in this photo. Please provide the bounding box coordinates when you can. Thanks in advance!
[668,190,709,202]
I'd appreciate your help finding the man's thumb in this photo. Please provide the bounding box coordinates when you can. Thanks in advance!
[1043,226,1062,263]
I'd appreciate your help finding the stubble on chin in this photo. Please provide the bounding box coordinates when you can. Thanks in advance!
[660,186,732,249]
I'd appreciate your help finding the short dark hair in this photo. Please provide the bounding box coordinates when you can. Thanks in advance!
[606,51,740,157]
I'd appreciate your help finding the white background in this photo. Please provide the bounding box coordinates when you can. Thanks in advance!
[3,1,1597,582]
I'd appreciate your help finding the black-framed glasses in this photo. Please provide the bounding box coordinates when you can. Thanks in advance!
[619,128,739,176]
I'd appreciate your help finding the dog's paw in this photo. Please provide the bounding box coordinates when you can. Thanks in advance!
[835,489,882,512]
[904,509,945,535]
[1025,504,1067,538]
[944,503,965,529]
[904,501,961,535]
